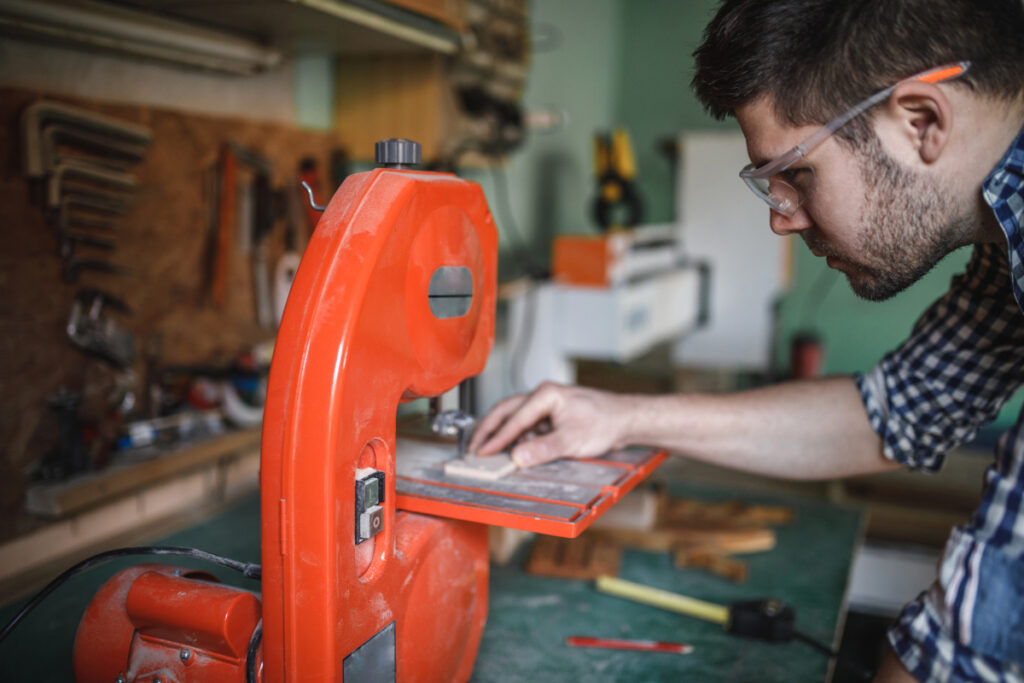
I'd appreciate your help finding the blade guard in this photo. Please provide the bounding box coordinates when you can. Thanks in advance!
[260,168,498,681]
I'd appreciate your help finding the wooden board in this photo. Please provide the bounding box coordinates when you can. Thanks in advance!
[584,494,792,583]
[24,428,261,517]
[525,533,621,580]
[588,526,777,554]
[443,453,518,480]
[658,498,794,527]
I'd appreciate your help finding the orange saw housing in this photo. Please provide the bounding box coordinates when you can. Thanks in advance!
[74,166,498,683]
[259,167,498,681]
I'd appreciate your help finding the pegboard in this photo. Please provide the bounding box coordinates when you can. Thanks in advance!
[0,88,336,519]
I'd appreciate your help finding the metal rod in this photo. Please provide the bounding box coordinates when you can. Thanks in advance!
[300,180,325,211]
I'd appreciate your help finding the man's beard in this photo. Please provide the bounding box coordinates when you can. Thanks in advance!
[806,137,972,301]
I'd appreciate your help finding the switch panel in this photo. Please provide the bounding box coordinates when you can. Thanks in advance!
[355,468,385,544]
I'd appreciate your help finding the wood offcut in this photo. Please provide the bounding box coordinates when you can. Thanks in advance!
[525,492,794,583]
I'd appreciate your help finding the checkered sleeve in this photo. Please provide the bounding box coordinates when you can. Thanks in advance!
[856,244,1024,471]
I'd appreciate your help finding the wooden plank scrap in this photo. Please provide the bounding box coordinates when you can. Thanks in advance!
[673,546,749,583]
[525,533,621,580]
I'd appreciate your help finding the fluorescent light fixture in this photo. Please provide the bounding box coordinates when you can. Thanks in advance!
[0,0,282,75]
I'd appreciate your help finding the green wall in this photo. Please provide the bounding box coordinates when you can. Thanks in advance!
[615,0,733,222]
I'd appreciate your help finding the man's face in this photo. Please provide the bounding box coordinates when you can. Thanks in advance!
[736,97,970,301]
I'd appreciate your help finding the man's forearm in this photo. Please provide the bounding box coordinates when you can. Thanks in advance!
[620,376,897,480]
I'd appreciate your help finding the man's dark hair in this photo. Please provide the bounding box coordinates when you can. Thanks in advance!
[693,0,1024,144]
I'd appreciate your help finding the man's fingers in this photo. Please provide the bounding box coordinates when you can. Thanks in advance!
[510,433,565,469]
[475,389,559,456]
[468,394,529,454]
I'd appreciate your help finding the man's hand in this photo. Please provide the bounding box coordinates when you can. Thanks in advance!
[468,382,633,468]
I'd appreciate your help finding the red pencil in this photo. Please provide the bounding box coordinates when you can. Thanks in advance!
[566,636,694,654]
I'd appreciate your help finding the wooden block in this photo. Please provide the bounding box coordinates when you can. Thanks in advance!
[659,498,794,528]
[589,526,776,554]
[682,528,777,555]
[525,533,621,580]
[674,548,749,583]
[489,526,533,565]
[444,453,518,480]
[590,486,659,532]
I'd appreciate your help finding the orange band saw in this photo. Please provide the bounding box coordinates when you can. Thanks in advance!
[73,138,665,683]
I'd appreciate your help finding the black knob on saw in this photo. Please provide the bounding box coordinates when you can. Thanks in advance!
[375,138,421,168]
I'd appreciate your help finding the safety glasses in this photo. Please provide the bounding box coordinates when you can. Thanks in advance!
[739,61,971,216]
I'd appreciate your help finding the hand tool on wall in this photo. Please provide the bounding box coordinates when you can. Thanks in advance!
[211,142,274,310]
[58,192,131,226]
[21,99,152,181]
[41,123,148,177]
[55,193,126,276]
[211,143,237,307]
[64,258,131,284]
[58,232,115,260]
[66,288,134,367]
[56,198,118,248]
[251,169,275,327]
[592,128,643,230]
[21,100,151,290]
[45,159,137,211]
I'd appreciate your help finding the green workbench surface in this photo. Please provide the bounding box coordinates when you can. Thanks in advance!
[475,483,864,682]
[0,484,863,682]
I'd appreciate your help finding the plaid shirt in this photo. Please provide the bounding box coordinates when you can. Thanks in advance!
[857,125,1024,681]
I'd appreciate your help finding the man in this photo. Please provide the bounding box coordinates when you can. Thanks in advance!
[468,1,1024,680]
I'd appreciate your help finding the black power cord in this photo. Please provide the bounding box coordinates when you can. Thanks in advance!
[726,599,873,681]
[0,545,261,645]
[793,629,873,681]
[246,619,263,683]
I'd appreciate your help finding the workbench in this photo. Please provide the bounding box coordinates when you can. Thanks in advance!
[0,482,864,682]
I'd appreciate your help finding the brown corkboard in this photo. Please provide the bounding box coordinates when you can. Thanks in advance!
[0,88,336,518]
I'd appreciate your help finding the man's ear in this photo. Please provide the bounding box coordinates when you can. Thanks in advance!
[882,81,952,164]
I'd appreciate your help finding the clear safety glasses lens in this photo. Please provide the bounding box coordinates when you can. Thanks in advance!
[740,166,812,217]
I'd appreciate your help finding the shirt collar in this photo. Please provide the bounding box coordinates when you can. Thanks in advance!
[982,124,1024,314]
